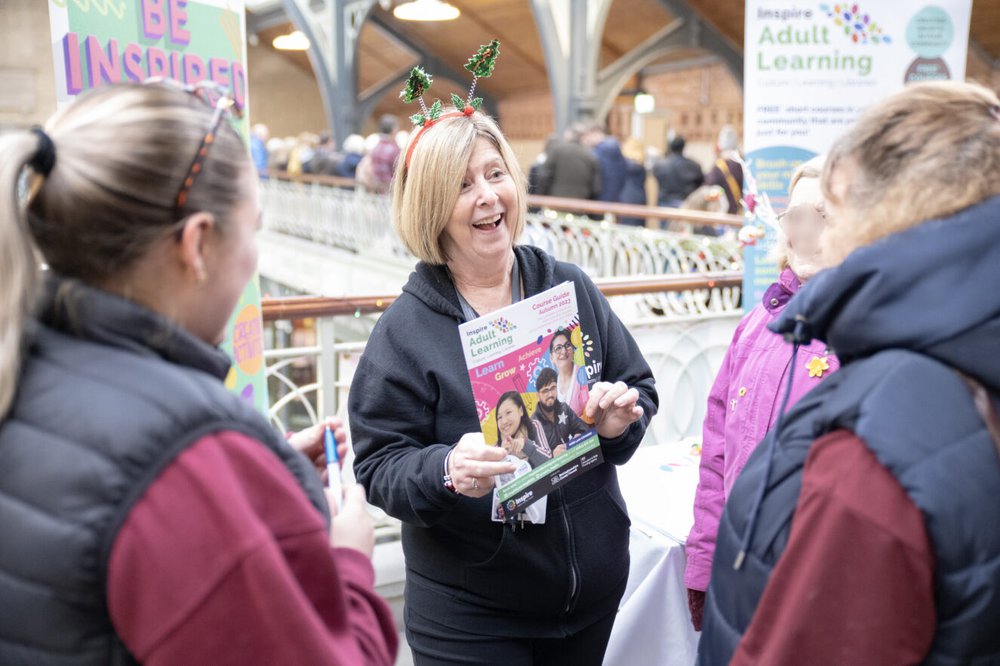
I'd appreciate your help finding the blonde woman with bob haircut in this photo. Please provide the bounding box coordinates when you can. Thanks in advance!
[350,107,659,665]
[698,80,1000,664]
[392,111,528,266]
[0,82,397,665]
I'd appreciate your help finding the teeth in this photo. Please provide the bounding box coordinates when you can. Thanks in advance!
[473,214,502,227]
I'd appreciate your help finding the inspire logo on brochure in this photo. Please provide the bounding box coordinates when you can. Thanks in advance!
[459,282,604,523]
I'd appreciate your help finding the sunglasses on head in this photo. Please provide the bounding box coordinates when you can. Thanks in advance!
[144,77,244,225]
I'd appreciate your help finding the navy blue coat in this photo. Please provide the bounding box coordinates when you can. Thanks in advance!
[700,195,1000,665]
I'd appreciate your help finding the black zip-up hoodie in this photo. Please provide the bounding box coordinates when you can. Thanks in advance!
[350,245,658,638]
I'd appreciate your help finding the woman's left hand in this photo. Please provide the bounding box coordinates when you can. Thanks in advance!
[287,416,349,477]
[585,381,644,439]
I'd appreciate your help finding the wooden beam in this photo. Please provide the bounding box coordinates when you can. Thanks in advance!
[447,0,550,76]
[655,0,743,84]
[367,13,499,113]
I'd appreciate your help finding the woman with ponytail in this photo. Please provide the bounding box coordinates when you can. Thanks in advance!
[0,83,396,665]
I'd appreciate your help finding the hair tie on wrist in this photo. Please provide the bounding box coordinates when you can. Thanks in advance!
[29,126,56,176]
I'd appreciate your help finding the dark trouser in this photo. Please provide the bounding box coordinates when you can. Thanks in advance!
[407,608,618,666]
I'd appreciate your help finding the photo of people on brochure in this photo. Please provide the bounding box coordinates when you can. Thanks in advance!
[459,283,605,524]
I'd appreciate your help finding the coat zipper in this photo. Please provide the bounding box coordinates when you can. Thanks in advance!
[559,488,580,615]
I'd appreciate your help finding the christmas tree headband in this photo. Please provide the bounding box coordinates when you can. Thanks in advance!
[401,39,500,169]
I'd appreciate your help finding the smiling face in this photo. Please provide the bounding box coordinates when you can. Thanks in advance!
[538,381,557,409]
[440,137,518,273]
[550,333,573,371]
[496,397,524,439]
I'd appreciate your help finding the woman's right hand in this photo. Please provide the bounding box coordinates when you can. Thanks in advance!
[449,433,517,498]
[329,484,376,558]
[287,416,348,479]
[502,435,526,459]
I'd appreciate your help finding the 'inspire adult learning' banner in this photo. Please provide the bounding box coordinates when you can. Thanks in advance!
[46,0,268,414]
[742,0,972,305]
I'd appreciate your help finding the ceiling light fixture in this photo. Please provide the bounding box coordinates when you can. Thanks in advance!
[273,30,310,51]
[634,91,655,114]
[393,0,460,21]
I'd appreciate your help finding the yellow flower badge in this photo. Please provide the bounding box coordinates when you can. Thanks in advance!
[807,355,831,378]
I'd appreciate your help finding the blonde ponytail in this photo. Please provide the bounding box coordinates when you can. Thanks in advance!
[0,82,250,420]
[0,133,45,419]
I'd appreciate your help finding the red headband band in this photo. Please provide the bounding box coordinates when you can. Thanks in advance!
[404,106,476,169]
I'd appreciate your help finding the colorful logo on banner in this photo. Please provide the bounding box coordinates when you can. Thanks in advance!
[47,0,269,414]
[819,4,891,44]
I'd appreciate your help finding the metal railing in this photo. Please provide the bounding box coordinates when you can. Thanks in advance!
[258,174,744,285]
[261,271,742,321]
[262,272,743,439]
[268,171,744,228]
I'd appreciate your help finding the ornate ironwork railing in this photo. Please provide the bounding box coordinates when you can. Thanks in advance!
[258,175,745,293]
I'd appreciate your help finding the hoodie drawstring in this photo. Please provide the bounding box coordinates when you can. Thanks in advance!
[733,316,809,570]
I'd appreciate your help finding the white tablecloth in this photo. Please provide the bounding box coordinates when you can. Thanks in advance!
[605,440,702,666]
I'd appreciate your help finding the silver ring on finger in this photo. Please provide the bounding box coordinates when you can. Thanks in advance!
[472,477,479,490]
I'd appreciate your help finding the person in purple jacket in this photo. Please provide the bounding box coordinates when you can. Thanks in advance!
[684,156,840,630]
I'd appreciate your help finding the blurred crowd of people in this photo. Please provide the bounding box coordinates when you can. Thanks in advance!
[249,114,406,193]
[530,122,744,230]
[250,108,745,234]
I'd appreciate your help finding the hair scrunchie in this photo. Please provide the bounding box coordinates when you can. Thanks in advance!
[29,126,56,176]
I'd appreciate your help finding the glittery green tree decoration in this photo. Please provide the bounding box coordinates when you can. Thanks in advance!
[400,40,502,127]
[401,66,434,125]
[427,99,443,122]
[401,66,432,103]
[462,39,500,110]
[465,39,500,78]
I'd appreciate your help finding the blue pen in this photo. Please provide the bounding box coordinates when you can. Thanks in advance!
[324,426,344,512]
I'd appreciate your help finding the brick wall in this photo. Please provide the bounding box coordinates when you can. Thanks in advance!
[967,46,1000,94]
[0,0,57,129]
[497,89,556,141]
[246,41,328,141]
[642,61,743,150]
